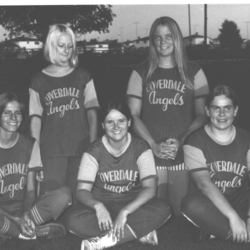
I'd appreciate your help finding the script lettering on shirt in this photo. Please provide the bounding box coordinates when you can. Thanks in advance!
[208,161,247,193]
[44,87,81,118]
[0,163,27,180]
[0,176,26,198]
[44,87,80,104]
[99,170,139,182]
[47,98,80,117]
[209,161,246,177]
[104,182,136,194]
[146,79,185,111]
[214,176,242,193]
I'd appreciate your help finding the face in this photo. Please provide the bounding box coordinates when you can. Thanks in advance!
[102,109,131,144]
[154,25,174,58]
[205,95,238,131]
[56,33,73,65]
[0,101,22,134]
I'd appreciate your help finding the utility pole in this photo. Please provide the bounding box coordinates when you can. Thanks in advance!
[133,22,139,39]
[193,25,199,34]
[245,21,250,40]
[188,4,192,46]
[204,4,207,46]
[119,27,123,42]
[144,28,149,37]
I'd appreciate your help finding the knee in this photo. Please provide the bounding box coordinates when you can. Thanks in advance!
[154,199,172,223]
[181,194,201,217]
[54,186,72,207]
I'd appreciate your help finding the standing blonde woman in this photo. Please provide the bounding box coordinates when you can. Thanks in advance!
[29,24,99,201]
[127,16,209,215]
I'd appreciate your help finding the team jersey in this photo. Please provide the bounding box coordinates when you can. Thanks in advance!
[0,134,42,204]
[184,125,250,201]
[126,60,209,143]
[77,133,157,202]
[29,67,99,158]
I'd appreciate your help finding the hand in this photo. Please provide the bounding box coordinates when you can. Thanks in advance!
[113,210,128,242]
[17,212,36,238]
[229,215,248,242]
[95,203,113,232]
[151,142,174,160]
[36,171,44,181]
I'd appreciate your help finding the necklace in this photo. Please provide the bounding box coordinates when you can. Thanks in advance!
[0,133,19,149]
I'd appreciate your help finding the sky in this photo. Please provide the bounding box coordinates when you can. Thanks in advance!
[1,1,250,42]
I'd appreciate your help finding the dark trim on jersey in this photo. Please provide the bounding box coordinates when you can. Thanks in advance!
[77,180,94,184]
[28,166,43,172]
[141,175,158,182]
[194,94,209,100]
[189,167,208,174]
[85,106,100,111]
[29,114,42,119]
[126,94,142,100]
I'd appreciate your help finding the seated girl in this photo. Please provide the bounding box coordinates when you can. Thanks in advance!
[65,100,172,250]
[181,85,250,243]
[0,92,72,247]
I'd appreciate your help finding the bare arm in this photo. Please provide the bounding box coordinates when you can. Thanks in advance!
[192,170,247,242]
[30,117,42,145]
[127,97,173,159]
[178,97,208,151]
[76,182,113,232]
[87,109,98,143]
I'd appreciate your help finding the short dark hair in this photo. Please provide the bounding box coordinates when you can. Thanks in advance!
[101,99,132,123]
[206,85,239,107]
[0,92,27,132]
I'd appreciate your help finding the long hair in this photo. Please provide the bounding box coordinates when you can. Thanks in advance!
[0,92,27,133]
[147,16,193,88]
[44,24,78,68]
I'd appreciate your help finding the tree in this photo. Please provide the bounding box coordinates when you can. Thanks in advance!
[0,5,116,41]
[218,19,242,49]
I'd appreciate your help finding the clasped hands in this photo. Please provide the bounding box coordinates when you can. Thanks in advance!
[16,212,36,238]
[153,138,179,160]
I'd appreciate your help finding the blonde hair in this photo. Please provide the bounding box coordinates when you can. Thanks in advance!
[44,24,78,67]
[147,16,193,88]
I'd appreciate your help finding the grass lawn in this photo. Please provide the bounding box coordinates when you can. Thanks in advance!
[2,216,250,250]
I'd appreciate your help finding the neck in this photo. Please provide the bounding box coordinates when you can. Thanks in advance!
[106,134,129,153]
[0,131,19,148]
[158,56,175,68]
[208,125,234,142]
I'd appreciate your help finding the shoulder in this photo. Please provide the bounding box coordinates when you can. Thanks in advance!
[130,134,150,153]
[235,126,250,141]
[87,137,103,158]
[133,60,149,75]
[187,61,202,75]
[30,71,46,89]
[74,67,93,85]
[185,127,207,148]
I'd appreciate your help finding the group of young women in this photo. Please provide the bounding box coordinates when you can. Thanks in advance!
[0,15,250,250]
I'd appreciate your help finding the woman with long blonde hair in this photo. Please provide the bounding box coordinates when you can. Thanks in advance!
[127,16,209,216]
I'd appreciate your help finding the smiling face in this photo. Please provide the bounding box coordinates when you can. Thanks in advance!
[154,25,174,59]
[56,33,73,66]
[102,109,131,144]
[0,101,22,134]
[205,95,238,132]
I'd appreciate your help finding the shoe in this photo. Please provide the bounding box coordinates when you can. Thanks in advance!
[36,223,66,239]
[0,234,8,247]
[139,230,158,245]
[81,232,117,250]
[194,228,211,242]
